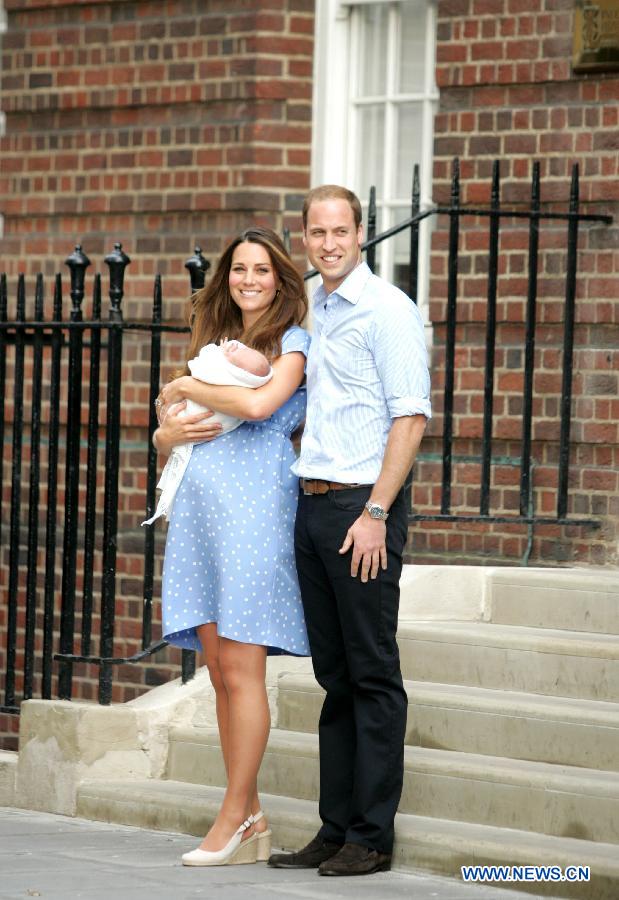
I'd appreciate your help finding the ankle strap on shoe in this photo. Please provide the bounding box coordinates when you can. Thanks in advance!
[252,810,264,824]
[237,817,253,834]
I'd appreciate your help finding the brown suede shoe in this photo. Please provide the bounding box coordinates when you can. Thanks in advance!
[318,842,392,876]
[267,833,341,869]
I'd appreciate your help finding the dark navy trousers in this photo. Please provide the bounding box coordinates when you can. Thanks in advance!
[294,485,408,854]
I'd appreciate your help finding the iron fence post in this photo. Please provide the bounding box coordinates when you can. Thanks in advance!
[24,275,45,699]
[5,275,26,710]
[520,162,541,515]
[142,274,163,650]
[557,165,580,519]
[409,164,420,303]
[81,274,103,657]
[441,159,460,515]
[480,161,501,515]
[366,186,377,273]
[99,243,130,705]
[42,275,63,699]
[58,246,90,700]
[404,164,422,516]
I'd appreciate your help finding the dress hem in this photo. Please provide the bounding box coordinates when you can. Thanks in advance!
[163,623,311,658]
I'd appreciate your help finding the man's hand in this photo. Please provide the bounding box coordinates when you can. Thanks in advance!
[339,513,387,582]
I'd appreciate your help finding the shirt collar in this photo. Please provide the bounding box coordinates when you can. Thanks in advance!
[313,261,371,307]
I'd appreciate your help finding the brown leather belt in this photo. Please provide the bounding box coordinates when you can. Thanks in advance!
[300,478,370,495]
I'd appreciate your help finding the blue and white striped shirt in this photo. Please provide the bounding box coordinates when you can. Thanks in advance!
[292,262,431,484]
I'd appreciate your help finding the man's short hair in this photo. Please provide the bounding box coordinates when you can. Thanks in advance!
[303,185,363,230]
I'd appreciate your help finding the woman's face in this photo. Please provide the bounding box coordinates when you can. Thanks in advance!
[228,241,279,328]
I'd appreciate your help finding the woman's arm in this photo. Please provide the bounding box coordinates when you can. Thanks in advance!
[159,351,306,422]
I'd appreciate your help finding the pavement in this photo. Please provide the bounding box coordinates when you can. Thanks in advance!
[0,806,545,900]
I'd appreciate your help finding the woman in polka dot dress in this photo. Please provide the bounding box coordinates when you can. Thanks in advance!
[154,228,311,866]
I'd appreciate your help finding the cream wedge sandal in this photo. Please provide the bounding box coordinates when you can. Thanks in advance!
[252,809,272,862]
[181,816,258,866]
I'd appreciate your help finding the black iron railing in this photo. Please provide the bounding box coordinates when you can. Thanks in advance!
[0,159,612,714]
[0,246,209,712]
[339,159,611,527]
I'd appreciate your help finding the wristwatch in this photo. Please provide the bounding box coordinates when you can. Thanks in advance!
[364,500,389,521]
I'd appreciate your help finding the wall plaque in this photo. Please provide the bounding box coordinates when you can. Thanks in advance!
[573,1,619,73]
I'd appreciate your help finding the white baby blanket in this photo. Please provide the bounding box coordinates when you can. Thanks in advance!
[142,343,272,525]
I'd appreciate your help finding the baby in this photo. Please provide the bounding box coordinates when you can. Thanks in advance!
[142,339,272,525]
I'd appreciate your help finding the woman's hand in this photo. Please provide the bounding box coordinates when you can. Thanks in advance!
[159,376,195,408]
[153,400,222,456]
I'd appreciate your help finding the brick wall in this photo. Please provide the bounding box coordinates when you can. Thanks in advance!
[408,0,619,567]
[0,0,315,747]
[0,0,314,314]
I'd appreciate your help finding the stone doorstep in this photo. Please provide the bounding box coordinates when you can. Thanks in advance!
[165,726,619,844]
[0,750,17,807]
[398,622,619,701]
[487,571,619,634]
[275,674,619,771]
[398,565,619,627]
[400,622,619,659]
[75,778,619,900]
[487,568,619,595]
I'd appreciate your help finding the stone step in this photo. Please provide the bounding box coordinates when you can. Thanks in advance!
[75,778,619,899]
[276,672,619,771]
[487,569,619,634]
[0,750,17,807]
[166,726,619,844]
[398,621,619,700]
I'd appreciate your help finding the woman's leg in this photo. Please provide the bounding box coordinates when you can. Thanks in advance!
[196,634,270,850]
[197,625,267,834]
[198,624,231,776]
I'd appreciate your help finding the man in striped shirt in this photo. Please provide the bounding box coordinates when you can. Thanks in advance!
[268,185,431,877]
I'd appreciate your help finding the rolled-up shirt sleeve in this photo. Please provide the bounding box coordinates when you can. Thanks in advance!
[370,291,432,420]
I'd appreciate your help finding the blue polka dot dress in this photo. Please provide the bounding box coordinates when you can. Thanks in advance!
[161,325,311,656]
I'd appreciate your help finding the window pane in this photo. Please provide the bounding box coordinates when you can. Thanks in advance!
[395,102,423,198]
[358,4,389,97]
[398,0,428,93]
[355,105,385,201]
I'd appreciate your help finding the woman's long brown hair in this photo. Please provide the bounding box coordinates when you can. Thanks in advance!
[179,227,307,374]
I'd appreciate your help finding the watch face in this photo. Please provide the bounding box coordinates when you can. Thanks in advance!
[366,502,385,519]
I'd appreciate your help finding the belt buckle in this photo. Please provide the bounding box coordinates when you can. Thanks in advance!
[302,479,313,496]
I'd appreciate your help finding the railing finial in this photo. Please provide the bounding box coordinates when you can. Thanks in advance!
[104,242,131,321]
[185,246,210,293]
[282,227,291,255]
[65,244,91,315]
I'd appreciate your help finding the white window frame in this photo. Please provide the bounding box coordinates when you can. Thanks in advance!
[311,0,438,323]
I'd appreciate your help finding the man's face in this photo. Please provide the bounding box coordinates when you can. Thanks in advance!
[303,198,363,293]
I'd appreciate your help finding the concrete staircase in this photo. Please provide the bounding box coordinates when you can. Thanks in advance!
[74,567,619,897]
